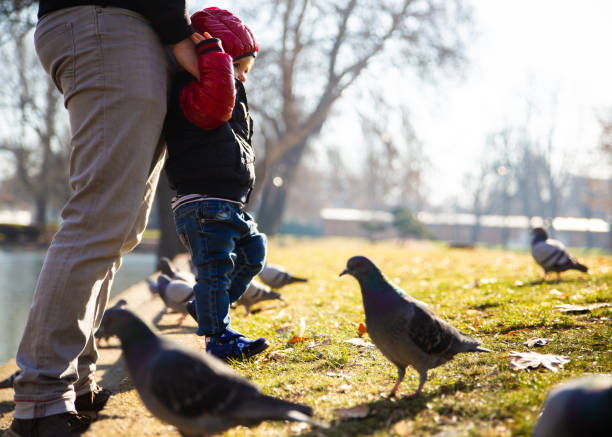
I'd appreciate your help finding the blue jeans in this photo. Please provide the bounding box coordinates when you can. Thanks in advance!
[174,199,267,336]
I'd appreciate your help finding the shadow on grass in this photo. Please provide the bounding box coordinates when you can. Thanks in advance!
[298,382,477,437]
[515,276,590,287]
[0,400,15,415]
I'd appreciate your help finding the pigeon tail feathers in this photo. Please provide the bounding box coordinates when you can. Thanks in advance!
[235,394,327,428]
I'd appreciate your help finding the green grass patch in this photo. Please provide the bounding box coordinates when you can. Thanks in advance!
[218,238,611,436]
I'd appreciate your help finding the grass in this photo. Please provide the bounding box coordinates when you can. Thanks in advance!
[215,237,611,437]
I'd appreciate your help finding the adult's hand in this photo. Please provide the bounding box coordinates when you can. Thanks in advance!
[172,33,204,80]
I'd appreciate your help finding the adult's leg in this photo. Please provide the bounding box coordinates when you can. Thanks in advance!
[14,6,170,419]
[75,138,166,395]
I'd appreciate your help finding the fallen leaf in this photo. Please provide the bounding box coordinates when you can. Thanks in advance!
[289,336,310,344]
[334,404,370,420]
[525,337,549,347]
[508,351,569,372]
[554,303,612,314]
[337,384,353,393]
[267,349,292,361]
[274,324,292,334]
[305,336,332,348]
[549,289,563,296]
[271,309,287,319]
[505,328,531,335]
[344,338,375,348]
[392,420,414,435]
[357,323,367,337]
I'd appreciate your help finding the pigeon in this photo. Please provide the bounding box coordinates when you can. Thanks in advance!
[259,264,307,289]
[156,275,195,324]
[532,374,612,437]
[158,256,196,284]
[95,299,128,345]
[98,307,325,436]
[340,255,491,398]
[234,279,284,314]
[0,369,21,389]
[531,228,588,281]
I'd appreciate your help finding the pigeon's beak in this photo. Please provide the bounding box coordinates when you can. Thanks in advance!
[339,269,349,277]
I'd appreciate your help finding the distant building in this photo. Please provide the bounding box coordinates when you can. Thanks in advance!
[319,208,611,250]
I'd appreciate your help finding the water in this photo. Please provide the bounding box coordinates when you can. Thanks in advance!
[0,249,156,365]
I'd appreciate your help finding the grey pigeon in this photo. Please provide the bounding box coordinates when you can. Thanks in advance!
[340,255,491,398]
[532,374,612,437]
[0,369,21,389]
[259,264,307,289]
[95,299,128,345]
[156,275,194,324]
[235,279,284,315]
[98,308,325,436]
[158,256,196,284]
[531,228,588,281]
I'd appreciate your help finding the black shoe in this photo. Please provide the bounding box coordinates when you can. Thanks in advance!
[74,386,112,414]
[6,411,91,436]
[205,327,270,360]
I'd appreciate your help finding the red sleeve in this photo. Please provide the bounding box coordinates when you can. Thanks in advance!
[179,38,235,130]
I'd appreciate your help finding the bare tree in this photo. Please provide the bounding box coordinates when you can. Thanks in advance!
[358,100,427,211]
[0,21,70,227]
[229,0,472,234]
[0,0,36,43]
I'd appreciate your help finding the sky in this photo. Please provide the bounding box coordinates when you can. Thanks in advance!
[2,1,611,210]
[395,0,612,205]
[308,0,612,207]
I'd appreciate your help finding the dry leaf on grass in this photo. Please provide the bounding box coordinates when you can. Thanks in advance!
[505,328,531,335]
[554,303,611,314]
[525,337,549,347]
[357,322,367,337]
[274,324,292,334]
[508,351,569,372]
[344,338,376,348]
[267,349,292,361]
[334,404,370,420]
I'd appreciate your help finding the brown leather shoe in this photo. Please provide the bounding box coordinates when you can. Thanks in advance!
[5,412,91,437]
[74,387,112,414]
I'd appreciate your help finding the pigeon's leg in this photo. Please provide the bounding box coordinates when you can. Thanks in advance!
[388,367,406,397]
[556,272,561,282]
[177,313,188,324]
[403,371,427,399]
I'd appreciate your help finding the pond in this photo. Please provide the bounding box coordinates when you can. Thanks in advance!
[0,249,157,365]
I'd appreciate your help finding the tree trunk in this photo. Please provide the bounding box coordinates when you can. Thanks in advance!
[156,171,186,263]
[256,139,308,235]
[34,195,47,227]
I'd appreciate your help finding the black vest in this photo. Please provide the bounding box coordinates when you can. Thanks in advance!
[164,74,255,204]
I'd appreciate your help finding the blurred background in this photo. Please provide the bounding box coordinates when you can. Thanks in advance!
[0,1,610,361]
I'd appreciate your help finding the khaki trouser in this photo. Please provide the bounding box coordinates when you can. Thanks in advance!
[13,5,171,418]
